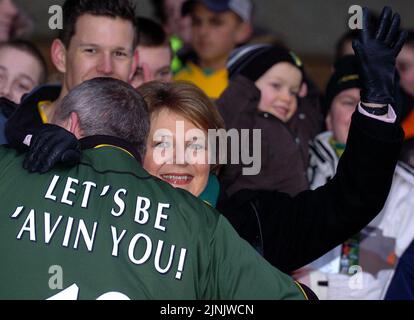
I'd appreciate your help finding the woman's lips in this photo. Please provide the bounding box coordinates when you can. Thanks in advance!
[160,174,194,185]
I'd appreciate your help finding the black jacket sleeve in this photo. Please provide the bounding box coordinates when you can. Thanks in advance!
[217,110,403,273]
[4,90,50,152]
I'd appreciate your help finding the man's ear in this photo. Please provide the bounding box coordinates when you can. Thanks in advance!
[51,39,67,73]
[69,112,83,139]
[235,22,253,45]
[129,47,139,82]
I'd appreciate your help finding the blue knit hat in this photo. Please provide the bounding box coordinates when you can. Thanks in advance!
[324,55,361,113]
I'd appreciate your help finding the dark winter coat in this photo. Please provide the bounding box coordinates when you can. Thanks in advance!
[217,75,316,197]
[217,110,403,273]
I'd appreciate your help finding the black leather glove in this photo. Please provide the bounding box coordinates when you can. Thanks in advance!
[352,6,407,105]
[23,124,81,173]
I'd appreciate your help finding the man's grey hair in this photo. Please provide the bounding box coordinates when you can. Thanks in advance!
[54,77,150,157]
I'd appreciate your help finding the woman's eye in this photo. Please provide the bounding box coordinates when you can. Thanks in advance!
[187,143,205,151]
[155,141,171,148]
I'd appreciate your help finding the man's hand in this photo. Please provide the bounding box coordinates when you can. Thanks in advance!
[352,6,407,106]
[131,63,154,89]
[23,124,81,173]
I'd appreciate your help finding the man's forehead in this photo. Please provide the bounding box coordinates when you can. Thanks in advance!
[70,14,135,48]
[139,46,171,59]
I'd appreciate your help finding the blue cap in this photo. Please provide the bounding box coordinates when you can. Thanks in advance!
[182,0,253,22]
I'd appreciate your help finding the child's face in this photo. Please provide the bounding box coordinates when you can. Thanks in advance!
[191,4,249,68]
[255,62,302,123]
[0,46,42,103]
[326,88,360,144]
[397,44,414,97]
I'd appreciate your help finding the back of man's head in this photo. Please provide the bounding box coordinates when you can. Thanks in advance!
[53,78,149,157]
[59,0,138,48]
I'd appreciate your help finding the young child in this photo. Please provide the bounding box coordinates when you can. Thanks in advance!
[130,17,173,88]
[0,39,47,144]
[0,39,47,104]
[175,0,252,99]
[218,44,311,196]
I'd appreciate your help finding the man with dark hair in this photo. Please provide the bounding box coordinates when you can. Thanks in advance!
[130,17,173,88]
[58,0,138,49]
[3,0,139,149]
[0,77,308,300]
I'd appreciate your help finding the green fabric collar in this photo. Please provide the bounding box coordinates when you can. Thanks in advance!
[329,136,346,158]
[199,174,220,207]
[202,68,216,76]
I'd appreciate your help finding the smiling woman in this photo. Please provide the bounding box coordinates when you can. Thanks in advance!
[9,7,409,296]
[138,80,224,197]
